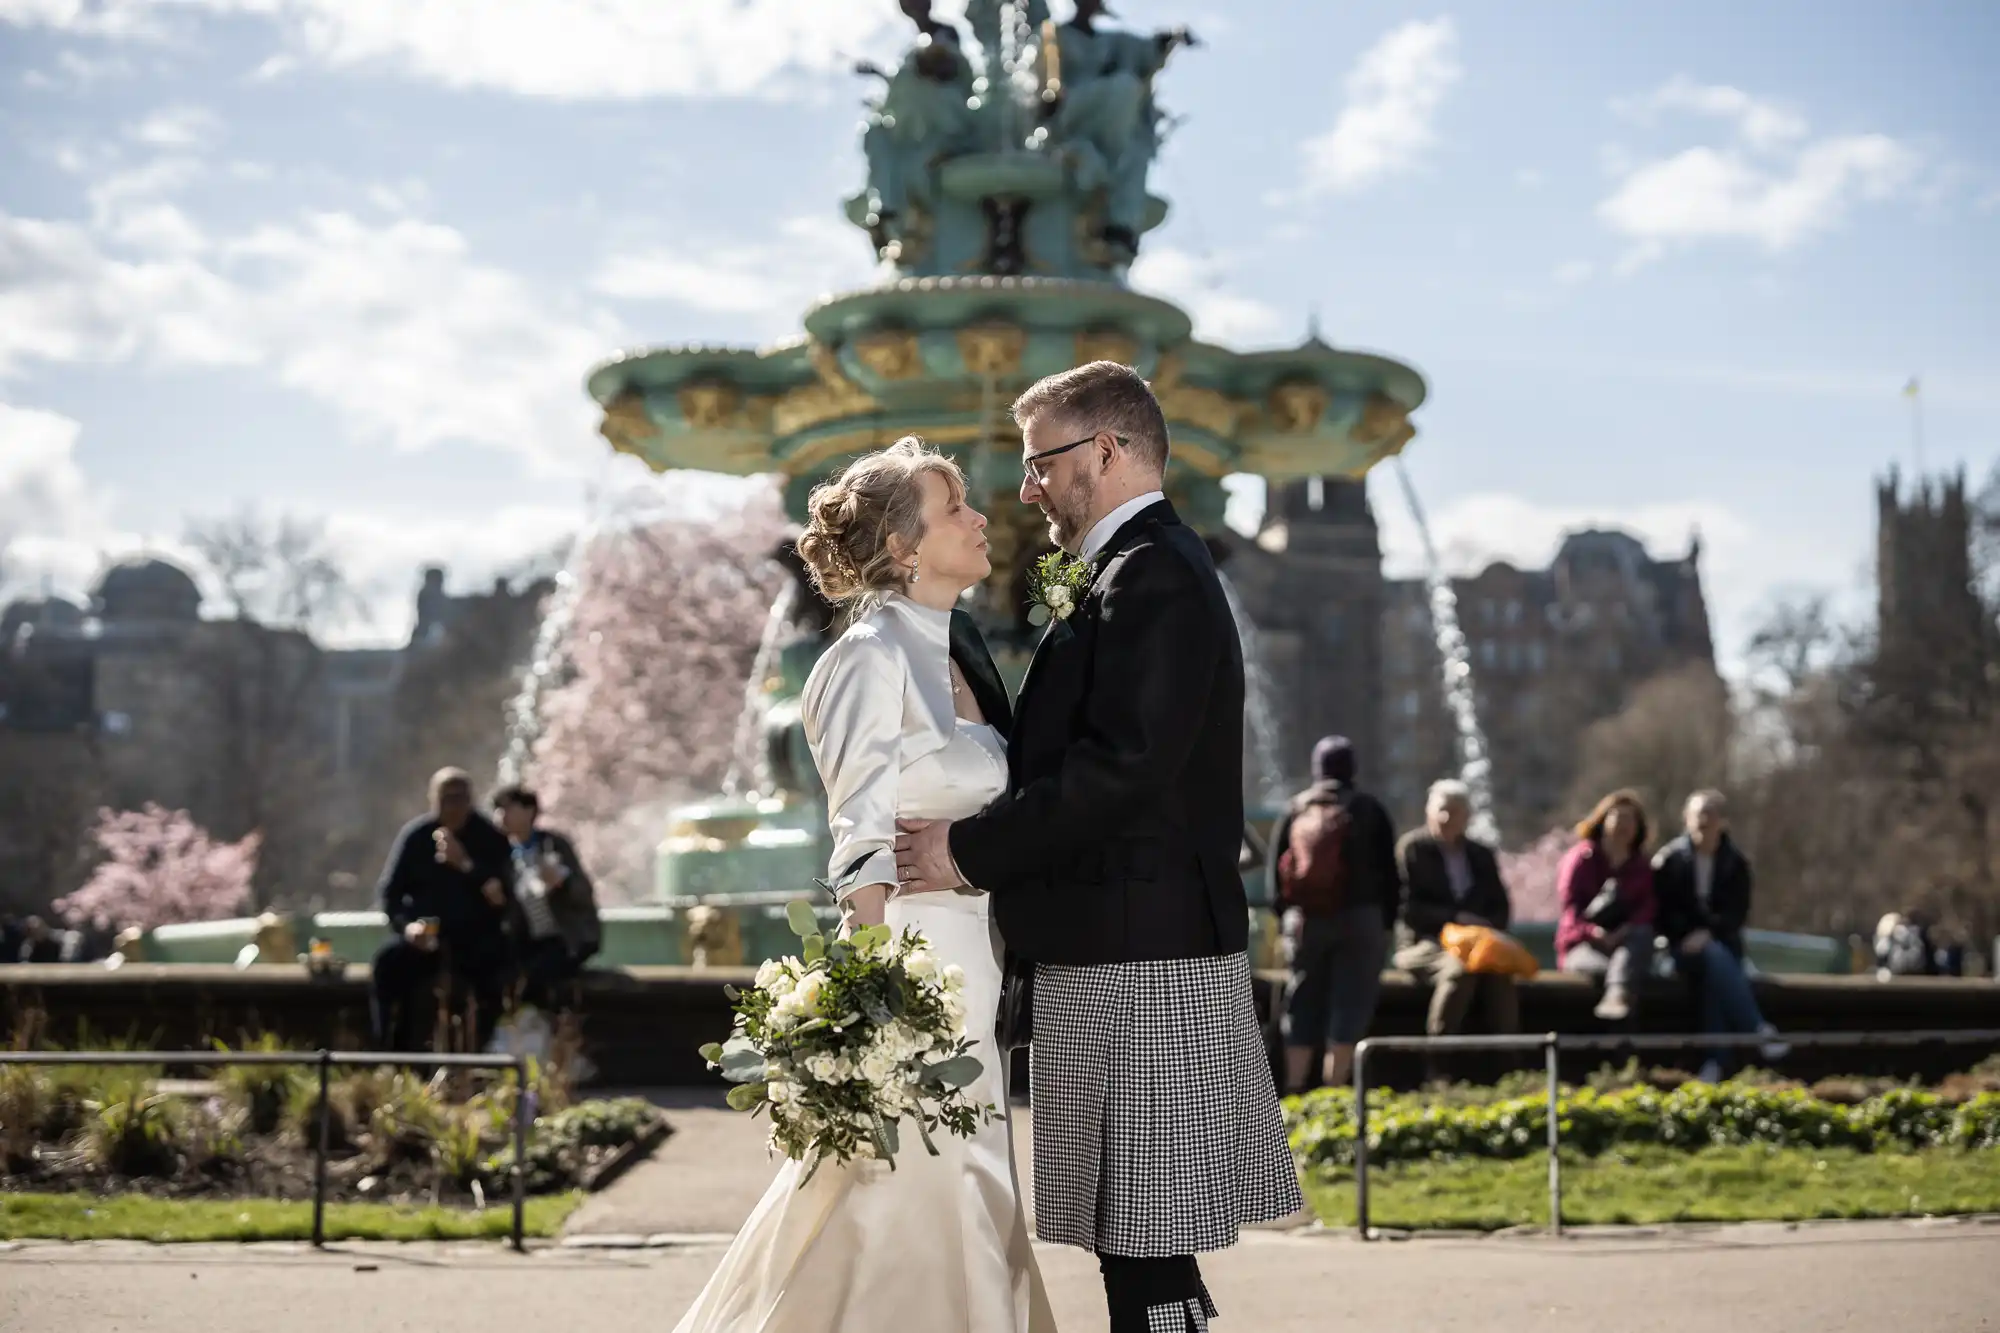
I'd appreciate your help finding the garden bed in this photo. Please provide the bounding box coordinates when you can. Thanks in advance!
[1285,1058,2000,1231]
[0,1041,668,1216]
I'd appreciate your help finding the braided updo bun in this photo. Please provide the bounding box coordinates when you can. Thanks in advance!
[796,436,966,607]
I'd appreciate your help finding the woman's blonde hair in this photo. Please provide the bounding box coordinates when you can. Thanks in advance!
[796,436,966,606]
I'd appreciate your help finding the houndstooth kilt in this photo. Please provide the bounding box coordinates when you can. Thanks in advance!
[1029,951,1304,1256]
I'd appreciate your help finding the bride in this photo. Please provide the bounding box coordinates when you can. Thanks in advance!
[673,438,1057,1333]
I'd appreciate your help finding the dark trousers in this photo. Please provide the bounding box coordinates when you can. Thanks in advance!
[516,935,582,1011]
[370,936,508,1053]
[1101,1254,1212,1333]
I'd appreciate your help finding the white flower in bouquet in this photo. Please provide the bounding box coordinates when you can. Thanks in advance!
[792,970,829,1014]
[700,898,1001,1184]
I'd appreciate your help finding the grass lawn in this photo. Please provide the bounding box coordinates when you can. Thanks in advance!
[1301,1146,2000,1232]
[0,1191,587,1243]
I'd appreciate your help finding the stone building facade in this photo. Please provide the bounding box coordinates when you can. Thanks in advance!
[0,559,547,917]
[1226,479,1717,841]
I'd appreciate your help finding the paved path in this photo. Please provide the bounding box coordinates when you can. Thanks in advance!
[4,1223,1996,1333]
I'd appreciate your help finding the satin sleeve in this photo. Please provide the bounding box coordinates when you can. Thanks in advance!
[802,631,905,902]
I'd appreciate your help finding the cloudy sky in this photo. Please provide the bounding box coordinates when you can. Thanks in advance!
[0,0,1994,667]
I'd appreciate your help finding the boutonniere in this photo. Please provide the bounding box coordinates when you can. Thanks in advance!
[1027,551,1090,626]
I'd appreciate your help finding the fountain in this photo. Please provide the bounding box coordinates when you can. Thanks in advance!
[1218,572,1289,809]
[580,1,1428,963]
[1388,456,1499,844]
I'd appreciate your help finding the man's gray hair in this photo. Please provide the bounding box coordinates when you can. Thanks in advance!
[1010,360,1170,472]
[1427,778,1473,810]
[1687,788,1729,816]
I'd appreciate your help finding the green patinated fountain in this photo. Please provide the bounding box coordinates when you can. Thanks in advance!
[580,0,1426,967]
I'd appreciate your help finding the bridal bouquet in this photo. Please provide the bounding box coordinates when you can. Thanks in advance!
[702,900,999,1183]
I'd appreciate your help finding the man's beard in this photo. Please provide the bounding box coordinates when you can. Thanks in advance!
[1043,468,1097,552]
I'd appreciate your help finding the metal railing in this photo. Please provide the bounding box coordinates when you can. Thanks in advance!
[1349,1028,2000,1239]
[0,1050,533,1250]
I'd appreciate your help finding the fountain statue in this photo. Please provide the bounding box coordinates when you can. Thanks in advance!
[584,1,1427,965]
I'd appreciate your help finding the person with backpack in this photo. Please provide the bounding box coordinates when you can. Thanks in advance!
[1267,735,1399,1095]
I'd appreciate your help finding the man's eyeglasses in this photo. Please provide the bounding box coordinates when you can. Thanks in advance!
[1023,433,1126,486]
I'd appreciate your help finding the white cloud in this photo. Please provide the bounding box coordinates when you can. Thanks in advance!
[593,215,878,329]
[0,207,624,472]
[1597,79,1918,260]
[1297,17,1460,197]
[0,401,129,598]
[130,104,221,149]
[3,0,946,101]
[1552,259,1596,285]
[1621,77,1807,152]
[87,155,208,253]
[1129,245,1287,344]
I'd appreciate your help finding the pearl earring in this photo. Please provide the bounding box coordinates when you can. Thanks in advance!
[908,549,921,584]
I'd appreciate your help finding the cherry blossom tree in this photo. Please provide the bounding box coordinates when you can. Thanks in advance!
[527,484,792,899]
[54,804,260,931]
[1498,827,1574,923]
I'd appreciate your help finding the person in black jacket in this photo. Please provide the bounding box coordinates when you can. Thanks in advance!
[895,361,1302,1333]
[491,784,602,1011]
[1651,790,1783,1080]
[1267,736,1399,1095]
[370,767,515,1052]
[1394,779,1520,1051]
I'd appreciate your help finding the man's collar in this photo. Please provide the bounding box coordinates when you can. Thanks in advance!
[1079,490,1167,563]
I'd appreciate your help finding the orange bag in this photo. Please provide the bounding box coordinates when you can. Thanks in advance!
[1439,923,1540,979]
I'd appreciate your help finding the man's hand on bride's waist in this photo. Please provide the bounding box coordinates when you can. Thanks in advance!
[894,818,967,895]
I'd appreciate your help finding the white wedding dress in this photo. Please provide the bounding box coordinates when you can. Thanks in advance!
[672,594,1056,1333]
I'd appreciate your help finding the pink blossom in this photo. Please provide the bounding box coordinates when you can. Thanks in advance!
[527,489,791,898]
[1498,827,1576,923]
[55,804,259,931]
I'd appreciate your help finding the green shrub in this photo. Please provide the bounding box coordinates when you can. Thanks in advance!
[0,1065,46,1171]
[80,1090,182,1178]
[482,1097,660,1195]
[211,1036,307,1136]
[1286,1080,2000,1170]
[366,1071,449,1164]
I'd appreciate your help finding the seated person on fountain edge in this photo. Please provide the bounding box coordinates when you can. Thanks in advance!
[491,783,601,1011]
[1652,789,1787,1081]
[1394,779,1522,1062]
[370,767,514,1052]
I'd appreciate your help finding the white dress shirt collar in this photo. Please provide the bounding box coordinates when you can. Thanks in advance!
[1079,490,1167,563]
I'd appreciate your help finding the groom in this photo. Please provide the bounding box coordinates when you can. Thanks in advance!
[896,361,1303,1332]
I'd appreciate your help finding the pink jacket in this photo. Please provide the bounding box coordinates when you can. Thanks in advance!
[1555,839,1655,960]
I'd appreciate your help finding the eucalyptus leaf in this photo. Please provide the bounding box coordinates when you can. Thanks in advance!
[698,1042,723,1065]
[723,984,741,1001]
[720,1048,769,1083]
[925,1054,983,1089]
[726,1082,768,1111]
[786,899,818,938]
[803,935,825,964]
[1028,603,1050,626]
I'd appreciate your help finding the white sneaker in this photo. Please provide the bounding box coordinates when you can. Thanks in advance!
[1594,988,1631,1022]
[1758,1023,1790,1062]
[1696,1059,1724,1084]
